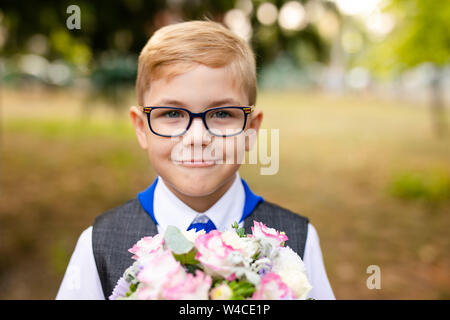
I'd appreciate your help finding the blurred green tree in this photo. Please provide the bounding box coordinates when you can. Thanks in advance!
[367,0,450,137]
[0,0,329,106]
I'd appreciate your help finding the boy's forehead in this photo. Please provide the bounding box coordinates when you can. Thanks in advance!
[143,64,248,106]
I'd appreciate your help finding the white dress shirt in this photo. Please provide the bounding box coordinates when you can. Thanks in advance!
[56,173,335,300]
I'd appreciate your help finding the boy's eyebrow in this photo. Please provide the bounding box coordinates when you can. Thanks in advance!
[153,98,243,108]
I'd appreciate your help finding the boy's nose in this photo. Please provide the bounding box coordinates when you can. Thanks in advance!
[182,118,212,147]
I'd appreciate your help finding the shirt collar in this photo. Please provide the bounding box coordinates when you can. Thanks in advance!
[137,172,264,234]
[154,172,245,233]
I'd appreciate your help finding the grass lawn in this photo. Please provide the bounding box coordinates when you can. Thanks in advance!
[1,87,449,299]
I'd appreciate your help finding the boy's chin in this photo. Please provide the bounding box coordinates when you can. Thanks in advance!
[162,170,238,199]
[168,179,227,198]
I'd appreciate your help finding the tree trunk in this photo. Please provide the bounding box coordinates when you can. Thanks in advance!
[430,66,447,138]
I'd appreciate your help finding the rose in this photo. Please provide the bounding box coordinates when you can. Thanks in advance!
[128,234,164,262]
[136,250,185,299]
[162,270,212,300]
[251,221,288,247]
[195,230,242,279]
[221,230,259,259]
[137,249,212,300]
[271,246,312,299]
[252,272,295,300]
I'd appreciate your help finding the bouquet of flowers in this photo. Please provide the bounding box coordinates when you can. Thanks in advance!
[109,221,312,300]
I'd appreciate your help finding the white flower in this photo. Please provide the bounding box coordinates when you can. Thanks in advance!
[251,221,288,248]
[221,230,259,259]
[271,246,312,299]
[181,229,206,243]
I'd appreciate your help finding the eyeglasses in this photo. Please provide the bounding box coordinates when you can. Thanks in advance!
[139,105,255,137]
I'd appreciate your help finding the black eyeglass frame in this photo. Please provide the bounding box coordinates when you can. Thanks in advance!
[139,105,255,137]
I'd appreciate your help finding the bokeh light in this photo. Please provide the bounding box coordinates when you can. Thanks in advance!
[333,0,382,16]
[256,2,278,26]
[224,8,252,41]
[278,1,307,31]
[365,11,395,38]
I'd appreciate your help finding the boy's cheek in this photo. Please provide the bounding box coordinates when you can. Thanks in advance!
[146,135,175,155]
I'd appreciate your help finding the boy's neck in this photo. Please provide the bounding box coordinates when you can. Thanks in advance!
[163,174,237,213]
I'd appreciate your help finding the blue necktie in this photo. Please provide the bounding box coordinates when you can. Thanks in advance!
[187,214,217,233]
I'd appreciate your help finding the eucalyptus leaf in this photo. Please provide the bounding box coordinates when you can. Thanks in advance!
[164,225,194,254]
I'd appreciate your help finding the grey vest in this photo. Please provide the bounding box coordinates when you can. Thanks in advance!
[92,198,309,299]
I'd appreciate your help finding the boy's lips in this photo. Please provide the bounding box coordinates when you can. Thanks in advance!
[173,159,217,168]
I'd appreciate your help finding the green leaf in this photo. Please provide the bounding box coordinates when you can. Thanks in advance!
[125,283,138,297]
[172,247,199,265]
[228,280,256,300]
[184,263,202,275]
[231,221,247,238]
[164,225,194,255]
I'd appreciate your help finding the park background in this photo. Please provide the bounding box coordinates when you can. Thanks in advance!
[0,0,449,299]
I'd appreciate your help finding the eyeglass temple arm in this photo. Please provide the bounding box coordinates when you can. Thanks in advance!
[243,106,256,114]
[139,106,255,114]
[139,106,152,113]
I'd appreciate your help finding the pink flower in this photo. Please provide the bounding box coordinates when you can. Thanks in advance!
[251,221,288,247]
[128,234,164,262]
[162,270,212,300]
[136,249,212,300]
[136,250,184,299]
[252,272,296,300]
[195,230,241,279]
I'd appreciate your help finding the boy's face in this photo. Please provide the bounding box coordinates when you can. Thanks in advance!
[130,64,262,200]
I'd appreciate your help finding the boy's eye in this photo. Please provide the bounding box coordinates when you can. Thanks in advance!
[210,110,232,119]
[163,110,184,118]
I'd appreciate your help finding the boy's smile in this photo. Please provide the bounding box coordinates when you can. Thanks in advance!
[130,64,262,212]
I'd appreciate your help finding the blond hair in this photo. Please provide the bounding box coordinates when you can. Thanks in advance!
[136,20,257,106]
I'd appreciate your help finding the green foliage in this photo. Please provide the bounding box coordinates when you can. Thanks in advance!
[228,280,256,300]
[0,0,328,84]
[231,221,246,238]
[164,226,200,265]
[184,263,202,275]
[125,283,138,297]
[173,249,199,266]
[49,29,93,66]
[388,170,450,204]
[212,280,256,300]
[366,0,450,76]
[391,0,450,67]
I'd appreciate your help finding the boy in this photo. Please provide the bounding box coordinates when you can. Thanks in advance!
[56,20,335,300]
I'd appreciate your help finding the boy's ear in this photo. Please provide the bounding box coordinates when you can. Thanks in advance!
[245,109,263,152]
[129,106,149,150]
